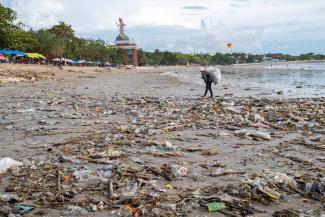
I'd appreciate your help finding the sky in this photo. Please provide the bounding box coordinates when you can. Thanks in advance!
[1,0,325,54]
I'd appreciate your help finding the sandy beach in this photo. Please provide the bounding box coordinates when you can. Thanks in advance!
[0,63,324,216]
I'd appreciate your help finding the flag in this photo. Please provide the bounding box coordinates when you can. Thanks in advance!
[227,43,232,49]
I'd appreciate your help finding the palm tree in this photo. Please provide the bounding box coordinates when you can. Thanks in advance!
[49,21,74,39]
[49,22,75,67]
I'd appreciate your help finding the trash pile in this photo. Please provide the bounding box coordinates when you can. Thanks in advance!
[0,95,324,216]
[238,169,325,204]
[0,70,56,84]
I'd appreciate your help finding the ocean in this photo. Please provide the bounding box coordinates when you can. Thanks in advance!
[162,62,325,98]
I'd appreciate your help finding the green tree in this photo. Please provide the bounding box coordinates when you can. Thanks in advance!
[33,29,65,58]
[107,46,123,65]
[72,38,87,59]
[138,48,147,65]
[49,21,75,39]
[0,3,21,48]
[11,30,38,51]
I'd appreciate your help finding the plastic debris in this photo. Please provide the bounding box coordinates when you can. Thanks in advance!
[0,157,23,174]
[121,180,138,197]
[234,129,272,140]
[14,204,33,213]
[171,164,189,178]
[0,194,18,203]
[207,202,226,212]
[0,92,323,216]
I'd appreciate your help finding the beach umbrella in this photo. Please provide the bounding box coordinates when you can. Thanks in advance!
[0,54,7,61]
[12,50,26,56]
[0,50,26,56]
[73,59,86,64]
[64,59,74,63]
[26,53,47,59]
[0,50,12,55]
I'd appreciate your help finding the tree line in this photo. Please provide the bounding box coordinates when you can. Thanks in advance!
[1,3,325,66]
[0,4,124,64]
[139,50,325,66]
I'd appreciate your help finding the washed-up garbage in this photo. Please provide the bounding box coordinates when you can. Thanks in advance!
[123,205,141,217]
[55,155,81,164]
[73,167,109,188]
[121,180,138,197]
[0,157,23,174]
[211,168,245,177]
[201,149,219,156]
[207,202,226,212]
[170,164,189,178]
[258,169,298,189]
[14,204,33,213]
[88,147,122,159]
[0,194,18,203]
[0,93,324,216]
[234,129,272,140]
[73,168,92,180]
[257,186,282,201]
[201,161,226,169]
[237,169,325,207]
[96,166,113,178]
[249,113,265,123]
[304,181,325,201]
[272,209,299,217]
[62,205,88,216]
[164,140,177,150]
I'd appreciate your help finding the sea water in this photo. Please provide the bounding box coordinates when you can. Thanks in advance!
[162,62,325,98]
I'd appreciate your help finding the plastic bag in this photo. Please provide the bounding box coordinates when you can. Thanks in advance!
[207,67,222,85]
[0,157,23,174]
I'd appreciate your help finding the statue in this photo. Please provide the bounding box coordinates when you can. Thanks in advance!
[116,18,126,38]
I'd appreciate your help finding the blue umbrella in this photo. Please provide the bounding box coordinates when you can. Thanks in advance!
[0,49,26,56]
[12,50,27,56]
[0,50,12,55]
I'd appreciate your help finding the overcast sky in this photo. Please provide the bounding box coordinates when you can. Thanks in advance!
[1,0,325,54]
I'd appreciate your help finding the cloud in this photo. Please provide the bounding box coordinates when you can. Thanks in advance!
[229,4,240,8]
[181,6,207,10]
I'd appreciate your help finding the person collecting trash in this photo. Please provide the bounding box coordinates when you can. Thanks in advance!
[200,66,221,98]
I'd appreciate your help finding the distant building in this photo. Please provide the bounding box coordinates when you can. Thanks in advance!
[114,18,139,66]
[263,53,286,62]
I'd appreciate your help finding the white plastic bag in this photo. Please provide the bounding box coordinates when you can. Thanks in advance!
[0,157,23,174]
[207,67,222,85]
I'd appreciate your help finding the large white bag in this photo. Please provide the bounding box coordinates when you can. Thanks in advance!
[0,157,23,174]
[206,67,222,85]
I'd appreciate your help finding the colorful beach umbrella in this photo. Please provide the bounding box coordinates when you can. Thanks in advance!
[0,54,7,61]
[73,59,86,64]
[53,57,74,63]
[0,50,26,56]
[26,53,47,59]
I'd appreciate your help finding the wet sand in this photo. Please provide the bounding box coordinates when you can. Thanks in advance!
[0,64,324,216]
